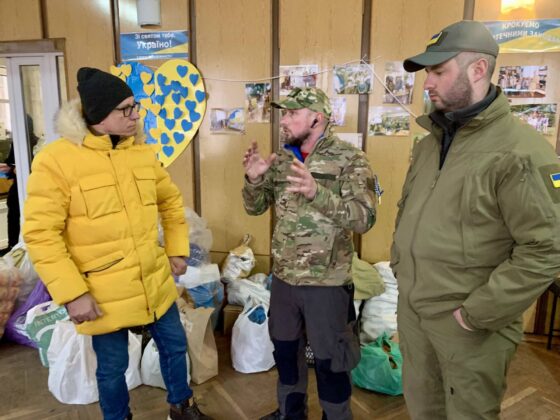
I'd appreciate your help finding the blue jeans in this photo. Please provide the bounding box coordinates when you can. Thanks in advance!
[92,303,192,420]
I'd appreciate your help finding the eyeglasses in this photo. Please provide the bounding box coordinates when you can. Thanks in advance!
[115,102,140,117]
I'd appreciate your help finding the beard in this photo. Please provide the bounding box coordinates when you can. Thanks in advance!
[432,70,473,112]
[281,128,311,147]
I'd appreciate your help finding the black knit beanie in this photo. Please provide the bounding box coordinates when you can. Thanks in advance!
[77,67,133,125]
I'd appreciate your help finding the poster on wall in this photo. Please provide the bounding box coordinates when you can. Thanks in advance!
[510,103,557,136]
[210,108,245,134]
[484,19,560,53]
[383,61,415,104]
[245,83,271,123]
[333,64,372,94]
[497,65,547,99]
[279,65,318,96]
[330,97,347,126]
[120,30,189,62]
[368,106,410,137]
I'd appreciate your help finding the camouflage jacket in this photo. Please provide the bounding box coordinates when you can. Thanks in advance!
[242,133,377,286]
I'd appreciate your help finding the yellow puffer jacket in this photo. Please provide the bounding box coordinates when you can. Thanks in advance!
[23,100,189,335]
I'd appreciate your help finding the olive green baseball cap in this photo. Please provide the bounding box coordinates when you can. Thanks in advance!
[272,87,332,117]
[403,20,499,72]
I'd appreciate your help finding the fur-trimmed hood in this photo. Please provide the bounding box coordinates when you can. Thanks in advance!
[55,99,145,145]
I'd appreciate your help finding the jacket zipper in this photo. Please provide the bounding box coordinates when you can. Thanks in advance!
[85,258,124,276]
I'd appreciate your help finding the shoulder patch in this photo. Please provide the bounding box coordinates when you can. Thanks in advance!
[538,164,560,204]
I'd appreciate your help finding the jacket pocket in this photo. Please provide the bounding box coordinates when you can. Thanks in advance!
[79,250,125,274]
[133,167,157,206]
[79,173,123,219]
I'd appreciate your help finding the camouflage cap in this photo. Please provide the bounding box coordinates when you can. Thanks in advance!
[272,87,332,117]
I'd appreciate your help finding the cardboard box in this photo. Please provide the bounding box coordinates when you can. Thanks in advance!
[223,304,243,335]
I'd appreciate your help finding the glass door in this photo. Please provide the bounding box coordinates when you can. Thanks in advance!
[2,53,64,247]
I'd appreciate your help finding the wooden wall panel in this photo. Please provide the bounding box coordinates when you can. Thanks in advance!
[46,0,114,100]
[196,0,272,261]
[360,0,465,263]
[280,0,363,132]
[475,0,560,149]
[118,0,195,209]
[0,0,42,41]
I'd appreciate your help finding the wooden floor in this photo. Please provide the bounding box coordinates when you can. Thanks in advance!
[1,334,559,420]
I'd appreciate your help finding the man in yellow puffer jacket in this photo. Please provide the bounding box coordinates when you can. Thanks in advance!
[23,68,212,420]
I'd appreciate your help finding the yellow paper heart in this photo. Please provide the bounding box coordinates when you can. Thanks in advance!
[143,84,155,96]
[140,72,153,84]
[120,64,132,77]
[149,128,161,138]
[139,108,147,119]
[109,65,121,76]
[148,103,162,115]
[140,98,152,109]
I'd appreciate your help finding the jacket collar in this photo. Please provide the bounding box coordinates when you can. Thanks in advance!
[55,99,145,149]
[416,86,510,134]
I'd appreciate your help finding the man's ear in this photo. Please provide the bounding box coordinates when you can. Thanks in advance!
[470,58,489,83]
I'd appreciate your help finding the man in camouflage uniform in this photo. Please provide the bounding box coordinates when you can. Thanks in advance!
[242,87,377,420]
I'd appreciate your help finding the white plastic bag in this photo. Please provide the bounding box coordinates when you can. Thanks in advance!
[227,279,270,306]
[4,242,40,308]
[231,303,275,373]
[24,301,69,367]
[360,262,399,344]
[47,321,142,404]
[140,338,190,389]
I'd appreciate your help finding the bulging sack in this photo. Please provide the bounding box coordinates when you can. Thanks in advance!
[351,332,403,396]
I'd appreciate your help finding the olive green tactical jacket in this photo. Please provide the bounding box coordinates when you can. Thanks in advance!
[243,133,377,286]
[391,90,560,343]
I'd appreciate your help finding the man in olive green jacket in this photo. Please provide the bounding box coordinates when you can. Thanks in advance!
[391,20,560,420]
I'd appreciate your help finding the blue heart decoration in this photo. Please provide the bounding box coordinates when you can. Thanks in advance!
[190,110,201,122]
[189,74,199,85]
[161,133,170,144]
[181,120,193,131]
[171,81,182,92]
[177,65,188,77]
[172,92,182,105]
[174,132,185,144]
[157,74,167,86]
[185,100,197,111]
[195,90,205,103]
[163,146,174,157]
[160,84,172,96]
[173,107,183,119]
[159,108,168,119]
[179,86,189,98]
[165,118,176,130]
[154,94,165,105]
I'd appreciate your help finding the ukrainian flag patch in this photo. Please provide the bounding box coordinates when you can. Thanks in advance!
[427,31,442,47]
[550,172,560,188]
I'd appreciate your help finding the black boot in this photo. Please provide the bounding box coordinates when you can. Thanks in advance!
[168,397,213,420]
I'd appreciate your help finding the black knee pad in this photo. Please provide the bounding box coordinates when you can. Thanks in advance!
[314,358,352,404]
[272,339,300,385]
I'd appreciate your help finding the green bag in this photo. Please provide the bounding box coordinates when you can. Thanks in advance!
[351,332,403,396]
